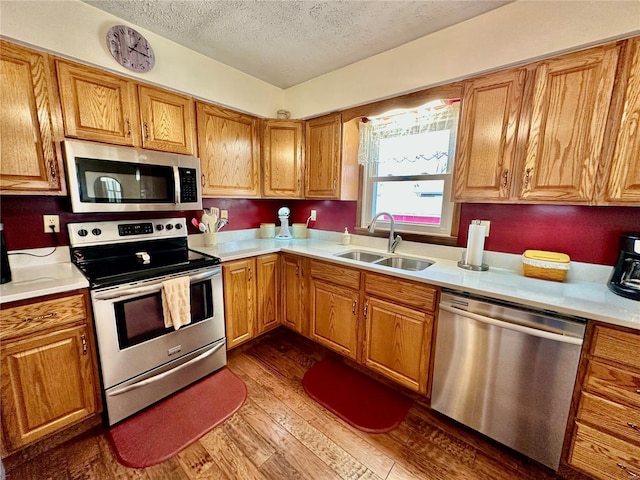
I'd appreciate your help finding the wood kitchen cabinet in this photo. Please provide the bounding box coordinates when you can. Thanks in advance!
[304,112,342,198]
[0,290,100,457]
[262,119,304,198]
[56,59,195,154]
[566,323,640,479]
[197,102,261,197]
[519,43,620,203]
[453,68,526,202]
[0,41,64,194]
[223,254,280,349]
[602,36,640,204]
[362,273,436,394]
[281,254,308,335]
[309,261,361,360]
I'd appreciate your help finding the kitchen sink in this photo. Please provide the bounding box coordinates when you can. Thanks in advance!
[335,250,434,271]
[335,250,385,262]
[374,256,434,271]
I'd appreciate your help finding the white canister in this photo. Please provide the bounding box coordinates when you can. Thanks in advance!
[260,223,276,239]
[204,232,218,247]
[291,223,307,239]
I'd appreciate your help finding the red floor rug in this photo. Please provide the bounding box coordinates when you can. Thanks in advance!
[302,358,412,433]
[108,367,246,468]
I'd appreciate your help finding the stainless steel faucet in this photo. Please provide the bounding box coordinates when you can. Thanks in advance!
[368,212,402,253]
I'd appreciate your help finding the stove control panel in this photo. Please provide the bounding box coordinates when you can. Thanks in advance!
[68,218,188,246]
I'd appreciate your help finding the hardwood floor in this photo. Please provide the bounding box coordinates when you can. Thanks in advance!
[4,328,567,480]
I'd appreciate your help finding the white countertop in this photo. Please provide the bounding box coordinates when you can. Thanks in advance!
[191,232,640,331]
[2,233,638,331]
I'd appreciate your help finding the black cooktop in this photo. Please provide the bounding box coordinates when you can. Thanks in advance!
[71,237,220,289]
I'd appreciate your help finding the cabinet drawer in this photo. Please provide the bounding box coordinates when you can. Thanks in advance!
[0,293,87,341]
[569,422,640,480]
[585,360,640,409]
[591,325,640,370]
[577,391,640,445]
[365,273,437,311]
[310,261,360,290]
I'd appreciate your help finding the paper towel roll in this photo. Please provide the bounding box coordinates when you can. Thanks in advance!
[466,222,486,266]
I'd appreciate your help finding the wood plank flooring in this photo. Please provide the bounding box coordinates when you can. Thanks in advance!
[4,329,568,480]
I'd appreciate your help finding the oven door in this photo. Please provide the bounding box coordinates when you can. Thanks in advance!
[91,267,225,390]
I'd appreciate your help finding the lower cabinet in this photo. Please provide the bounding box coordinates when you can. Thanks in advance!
[363,273,437,394]
[0,290,100,457]
[566,323,640,479]
[223,254,280,349]
[281,254,308,335]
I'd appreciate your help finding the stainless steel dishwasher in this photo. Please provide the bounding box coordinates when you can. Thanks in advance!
[431,290,586,470]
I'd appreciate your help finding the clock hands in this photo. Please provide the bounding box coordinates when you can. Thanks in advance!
[128,46,151,58]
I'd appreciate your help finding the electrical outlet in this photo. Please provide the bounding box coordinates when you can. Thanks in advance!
[43,215,60,233]
[220,210,228,219]
[479,220,490,237]
[310,209,317,221]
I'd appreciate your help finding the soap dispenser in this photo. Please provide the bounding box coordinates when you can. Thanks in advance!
[342,227,351,245]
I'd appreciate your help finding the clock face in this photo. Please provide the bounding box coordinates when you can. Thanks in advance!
[106,25,155,73]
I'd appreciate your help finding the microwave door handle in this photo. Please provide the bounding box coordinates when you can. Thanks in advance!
[173,166,181,204]
[106,341,225,396]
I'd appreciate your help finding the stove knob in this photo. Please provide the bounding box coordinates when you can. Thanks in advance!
[91,228,102,236]
[166,224,173,230]
[78,229,88,237]
[156,224,164,231]
[175,223,182,229]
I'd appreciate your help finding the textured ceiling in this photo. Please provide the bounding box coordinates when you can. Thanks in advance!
[83,0,512,88]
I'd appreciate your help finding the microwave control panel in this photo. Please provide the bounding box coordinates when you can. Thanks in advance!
[179,168,198,203]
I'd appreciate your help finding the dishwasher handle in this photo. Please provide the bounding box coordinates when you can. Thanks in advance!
[439,304,583,346]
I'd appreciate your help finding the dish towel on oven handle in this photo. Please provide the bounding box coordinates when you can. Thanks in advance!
[161,276,191,330]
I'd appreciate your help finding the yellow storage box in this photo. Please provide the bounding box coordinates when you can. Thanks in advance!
[522,250,570,282]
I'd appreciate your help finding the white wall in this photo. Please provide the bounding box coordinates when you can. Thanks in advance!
[0,0,285,118]
[285,0,640,118]
[1,0,638,119]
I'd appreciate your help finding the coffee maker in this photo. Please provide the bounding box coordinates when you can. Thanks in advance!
[608,232,640,301]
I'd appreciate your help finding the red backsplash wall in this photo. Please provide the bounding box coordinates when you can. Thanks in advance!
[1,195,637,266]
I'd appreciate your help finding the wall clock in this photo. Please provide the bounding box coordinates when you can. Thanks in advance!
[106,25,155,73]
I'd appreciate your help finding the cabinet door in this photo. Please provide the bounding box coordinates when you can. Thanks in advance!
[604,37,640,204]
[0,325,97,451]
[138,85,195,155]
[520,44,620,202]
[310,280,359,360]
[281,255,305,334]
[262,119,304,197]
[454,68,526,201]
[196,102,260,197]
[363,296,432,393]
[223,258,256,349]
[56,60,140,146]
[305,113,342,198]
[0,41,63,194]
[256,254,280,334]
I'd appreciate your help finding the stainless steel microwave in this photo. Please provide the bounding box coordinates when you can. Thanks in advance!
[63,140,202,213]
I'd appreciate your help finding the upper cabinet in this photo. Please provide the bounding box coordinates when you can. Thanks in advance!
[0,41,64,194]
[602,37,640,204]
[196,102,260,197]
[520,43,620,203]
[305,113,342,198]
[261,119,304,198]
[454,68,526,202]
[56,60,195,155]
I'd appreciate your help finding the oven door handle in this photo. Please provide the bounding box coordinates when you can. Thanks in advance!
[93,269,219,300]
[439,304,583,346]
[106,341,225,397]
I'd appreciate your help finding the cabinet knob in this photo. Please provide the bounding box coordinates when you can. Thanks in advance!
[248,268,252,281]
[143,122,150,140]
[363,303,368,318]
[352,299,357,315]
[81,334,87,355]
[295,265,300,277]
[125,119,132,138]
[24,311,58,322]
[627,422,639,431]
[617,463,639,478]
[201,175,206,187]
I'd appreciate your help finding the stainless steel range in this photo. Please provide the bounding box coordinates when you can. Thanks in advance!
[69,218,226,425]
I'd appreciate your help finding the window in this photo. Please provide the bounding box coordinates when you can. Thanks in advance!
[358,100,460,236]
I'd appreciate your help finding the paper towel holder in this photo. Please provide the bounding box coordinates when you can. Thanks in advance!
[457,250,489,271]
